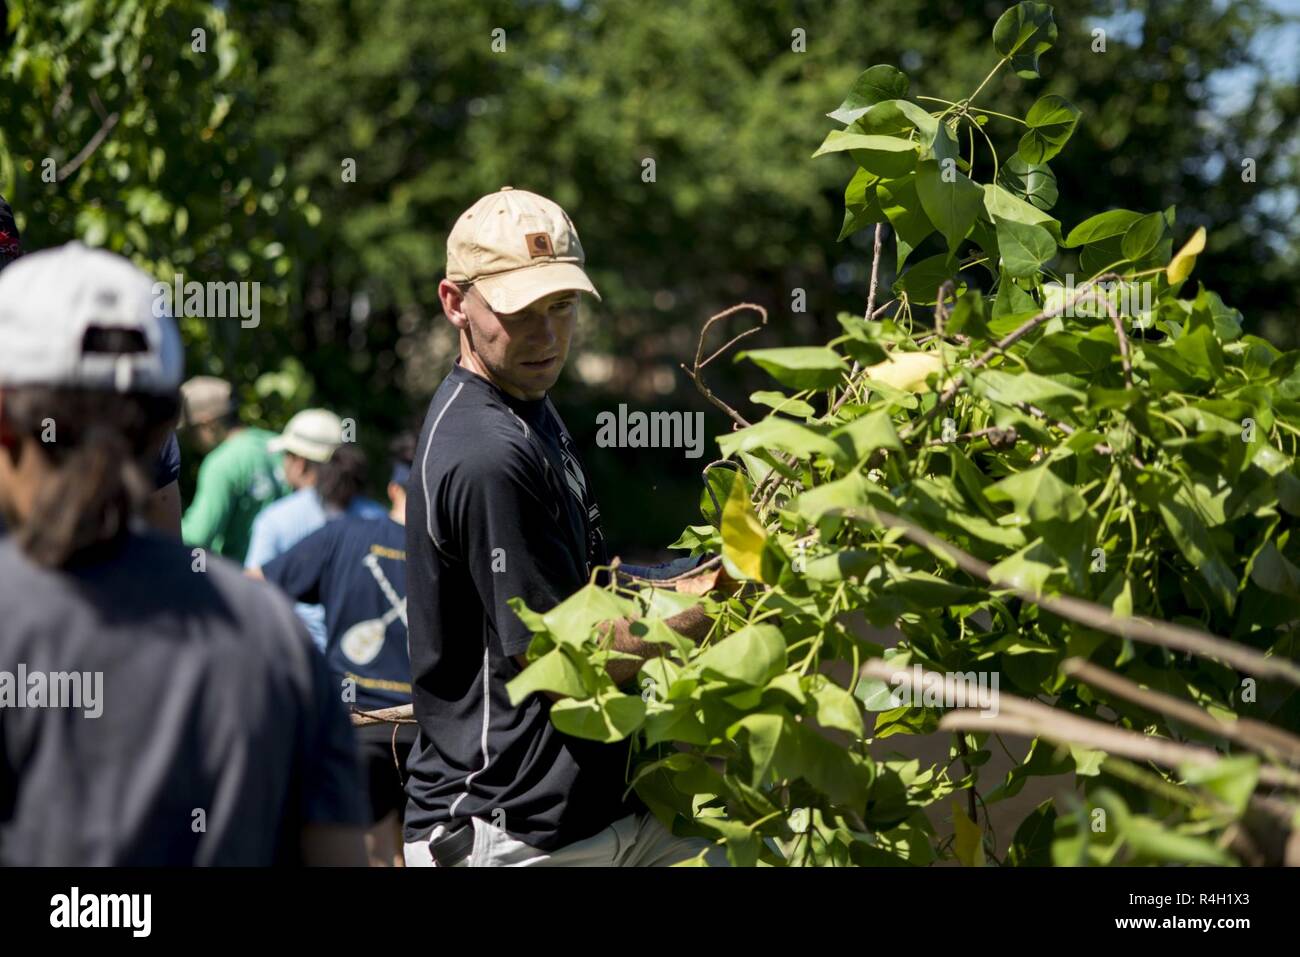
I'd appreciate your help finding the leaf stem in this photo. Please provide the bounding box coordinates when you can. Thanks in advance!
[966,58,1008,110]
[963,108,1000,183]
[971,107,1027,126]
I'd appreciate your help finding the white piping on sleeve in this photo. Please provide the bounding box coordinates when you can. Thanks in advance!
[422,381,465,546]
[418,380,496,820]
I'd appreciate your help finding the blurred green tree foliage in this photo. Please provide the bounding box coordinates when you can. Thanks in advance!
[2,0,1296,547]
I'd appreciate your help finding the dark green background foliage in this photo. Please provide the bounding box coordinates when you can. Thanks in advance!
[1,0,1296,554]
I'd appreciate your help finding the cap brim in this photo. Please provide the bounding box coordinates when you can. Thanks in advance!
[182,407,231,429]
[474,261,601,315]
[269,435,336,463]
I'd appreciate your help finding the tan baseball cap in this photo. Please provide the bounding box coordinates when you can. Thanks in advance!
[446,186,601,314]
[180,376,235,427]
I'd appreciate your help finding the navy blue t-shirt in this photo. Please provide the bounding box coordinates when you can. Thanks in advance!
[0,532,367,865]
[154,433,181,488]
[403,362,644,852]
[262,516,412,712]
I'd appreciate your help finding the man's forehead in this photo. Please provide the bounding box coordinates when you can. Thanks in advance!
[528,288,579,304]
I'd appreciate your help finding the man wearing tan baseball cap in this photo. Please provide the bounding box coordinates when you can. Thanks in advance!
[437,186,600,401]
[403,188,726,868]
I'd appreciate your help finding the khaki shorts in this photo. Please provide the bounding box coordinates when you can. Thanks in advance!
[403,812,728,867]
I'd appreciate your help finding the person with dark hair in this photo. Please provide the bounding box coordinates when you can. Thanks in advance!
[179,375,289,561]
[0,193,184,538]
[0,242,368,865]
[245,410,386,650]
[251,431,418,866]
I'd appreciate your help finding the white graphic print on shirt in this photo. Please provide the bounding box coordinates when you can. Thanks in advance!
[547,402,606,573]
[340,553,407,666]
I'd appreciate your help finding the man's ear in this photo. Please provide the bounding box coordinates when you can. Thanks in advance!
[387,481,406,509]
[438,278,470,331]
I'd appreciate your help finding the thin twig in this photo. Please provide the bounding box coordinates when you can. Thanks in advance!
[693,302,768,370]
[864,223,886,321]
[57,110,120,182]
[934,279,956,338]
[896,273,1124,445]
[351,704,416,727]
[922,425,1017,449]
[681,302,768,429]
[701,319,766,369]
[1075,289,1133,389]
[833,225,890,417]
[869,298,896,320]
[1106,300,1133,389]
[1014,401,1146,467]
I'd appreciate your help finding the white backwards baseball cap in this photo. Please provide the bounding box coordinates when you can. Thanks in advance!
[0,241,183,395]
[446,186,601,314]
[268,408,345,463]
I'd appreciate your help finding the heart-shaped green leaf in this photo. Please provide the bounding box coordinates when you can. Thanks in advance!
[994,216,1057,278]
[828,64,910,124]
[992,1,1058,77]
[1017,95,1080,163]
[916,158,984,252]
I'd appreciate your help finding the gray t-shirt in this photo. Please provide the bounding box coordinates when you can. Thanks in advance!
[0,532,367,865]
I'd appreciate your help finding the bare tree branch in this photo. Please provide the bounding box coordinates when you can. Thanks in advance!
[57,109,120,182]
[860,659,1300,789]
[842,509,1300,686]
[682,302,768,429]
[864,223,886,321]
[938,711,1300,790]
[1062,657,1300,765]
[832,224,890,417]
[350,704,416,727]
[933,279,955,338]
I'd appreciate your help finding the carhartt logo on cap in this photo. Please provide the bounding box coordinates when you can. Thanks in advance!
[525,232,554,259]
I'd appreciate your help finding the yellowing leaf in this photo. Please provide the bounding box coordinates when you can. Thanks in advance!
[951,800,986,867]
[720,473,766,580]
[862,351,945,393]
[1166,225,1206,284]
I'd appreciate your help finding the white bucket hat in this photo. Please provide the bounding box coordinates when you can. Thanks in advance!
[268,408,345,463]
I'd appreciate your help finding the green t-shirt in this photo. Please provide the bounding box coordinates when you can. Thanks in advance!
[182,428,289,562]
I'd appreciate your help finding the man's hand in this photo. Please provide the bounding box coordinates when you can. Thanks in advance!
[516,557,738,695]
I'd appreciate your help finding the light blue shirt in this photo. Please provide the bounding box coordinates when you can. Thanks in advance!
[245,488,388,650]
